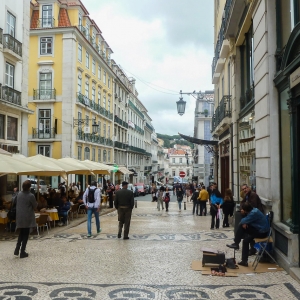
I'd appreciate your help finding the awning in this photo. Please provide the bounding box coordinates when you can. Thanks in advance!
[178,133,218,146]
[117,166,133,175]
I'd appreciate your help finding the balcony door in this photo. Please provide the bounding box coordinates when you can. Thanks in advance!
[6,12,16,37]
[39,109,51,138]
[39,73,52,99]
[42,5,52,28]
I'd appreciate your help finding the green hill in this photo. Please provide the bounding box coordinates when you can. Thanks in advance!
[156,133,194,149]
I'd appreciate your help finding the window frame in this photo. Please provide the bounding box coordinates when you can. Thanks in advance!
[86,51,89,69]
[78,44,82,62]
[6,11,16,37]
[92,58,96,74]
[5,62,14,88]
[38,145,50,157]
[78,146,82,160]
[40,37,53,55]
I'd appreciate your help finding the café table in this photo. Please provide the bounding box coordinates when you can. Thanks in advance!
[45,208,59,227]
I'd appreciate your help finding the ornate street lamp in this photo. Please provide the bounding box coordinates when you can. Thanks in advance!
[176,95,186,116]
[92,121,99,134]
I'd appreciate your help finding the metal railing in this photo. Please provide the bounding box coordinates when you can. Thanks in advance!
[78,25,87,36]
[145,152,152,157]
[211,95,231,132]
[135,124,144,135]
[240,84,254,111]
[3,34,22,57]
[114,141,127,149]
[76,130,113,146]
[33,89,56,100]
[37,18,55,28]
[2,86,21,105]
[128,145,146,154]
[32,128,56,139]
[146,122,154,132]
[129,100,144,119]
[114,115,128,128]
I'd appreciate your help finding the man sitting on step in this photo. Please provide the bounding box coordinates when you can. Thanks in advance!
[226,202,269,267]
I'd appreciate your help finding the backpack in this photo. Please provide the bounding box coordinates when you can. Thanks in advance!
[88,188,97,203]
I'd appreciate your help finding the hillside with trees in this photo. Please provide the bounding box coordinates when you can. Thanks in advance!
[157,133,194,149]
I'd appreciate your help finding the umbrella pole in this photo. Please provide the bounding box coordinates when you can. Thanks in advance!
[37,176,40,202]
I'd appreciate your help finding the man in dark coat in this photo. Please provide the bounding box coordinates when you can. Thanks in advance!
[114,181,134,239]
[241,184,264,212]
[106,180,115,208]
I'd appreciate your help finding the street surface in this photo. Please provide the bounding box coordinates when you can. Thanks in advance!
[1,193,300,299]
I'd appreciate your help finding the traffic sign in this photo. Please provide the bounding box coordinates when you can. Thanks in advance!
[179,171,186,178]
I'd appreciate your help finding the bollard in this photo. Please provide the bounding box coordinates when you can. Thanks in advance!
[134,199,137,208]
[184,202,186,210]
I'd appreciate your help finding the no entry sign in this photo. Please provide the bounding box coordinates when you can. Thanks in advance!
[179,171,186,178]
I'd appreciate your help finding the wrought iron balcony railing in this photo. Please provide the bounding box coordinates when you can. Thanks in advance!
[33,89,56,100]
[135,124,144,135]
[76,130,113,146]
[78,25,87,36]
[32,128,55,139]
[128,145,146,154]
[129,100,144,119]
[145,151,152,157]
[146,122,154,132]
[114,141,127,150]
[211,95,231,132]
[3,34,22,57]
[37,18,55,28]
[1,86,21,105]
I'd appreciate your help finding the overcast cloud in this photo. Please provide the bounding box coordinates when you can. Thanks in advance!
[84,0,214,136]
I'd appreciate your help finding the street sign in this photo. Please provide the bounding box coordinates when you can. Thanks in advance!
[179,171,186,178]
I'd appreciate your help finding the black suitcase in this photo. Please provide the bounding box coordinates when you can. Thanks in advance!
[201,248,226,267]
[234,211,243,235]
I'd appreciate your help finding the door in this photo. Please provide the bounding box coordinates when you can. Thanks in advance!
[221,156,229,197]
[39,73,52,99]
[42,5,52,27]
[39,109,51,138]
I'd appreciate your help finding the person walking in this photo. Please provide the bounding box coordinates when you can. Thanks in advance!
[83,181,101,237]
[210,184,223,229]
[157,186,165,211]
[191,187,200,215]
[176,184,184,212]
[222,188,235,227]
[114,181,134,239]
[14,180,37,258]
[198,186,209,216]
[106,180,115,208]
[164,187,170,212]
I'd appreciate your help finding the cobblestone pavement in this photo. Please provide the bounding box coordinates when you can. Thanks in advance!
[1,194,300,299]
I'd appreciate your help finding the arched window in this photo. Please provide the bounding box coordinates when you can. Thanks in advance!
[84,147,90,160]
[103,150,107,162]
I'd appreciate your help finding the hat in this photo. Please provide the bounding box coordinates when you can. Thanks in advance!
[122,181,129,186]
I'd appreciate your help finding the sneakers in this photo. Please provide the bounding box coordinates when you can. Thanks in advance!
[226,243,239,250]
[14,247,19,257]
[20,252,29,259]
[87,234,91,238]
[238,260,248,267]
[123,237,129,240]
[97,228,102,234]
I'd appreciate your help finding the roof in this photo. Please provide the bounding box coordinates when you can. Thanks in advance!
[58,8,71,27]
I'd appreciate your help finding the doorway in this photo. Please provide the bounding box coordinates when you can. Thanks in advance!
[221,156,229,196]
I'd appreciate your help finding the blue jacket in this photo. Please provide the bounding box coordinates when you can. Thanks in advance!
[240,208,269,233]
[210,193,223,205]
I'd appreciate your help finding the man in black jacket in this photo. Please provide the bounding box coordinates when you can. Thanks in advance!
[114,181,134,239]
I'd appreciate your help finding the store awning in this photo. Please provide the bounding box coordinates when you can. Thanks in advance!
[117,167,133,175]
[178,133,218,146]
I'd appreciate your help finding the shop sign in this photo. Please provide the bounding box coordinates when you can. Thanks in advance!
[290,66,300,89]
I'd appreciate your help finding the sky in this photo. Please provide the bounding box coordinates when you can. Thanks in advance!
[83,0,214,136]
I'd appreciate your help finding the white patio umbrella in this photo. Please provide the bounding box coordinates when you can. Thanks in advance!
[58,157,94,175]
[0,149,12,156]
[81,160,113,175]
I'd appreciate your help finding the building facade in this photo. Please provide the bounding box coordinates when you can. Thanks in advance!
[0,0,32,198]
[212,0,300,272]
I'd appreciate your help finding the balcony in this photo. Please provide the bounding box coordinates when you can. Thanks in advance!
[114,115,128,128]
[135,124,144,135]
[152,160,158,164]
[76,130,113,146]
[145,151,152,157]
[145,122,154,132]
[76,92,113,120]
[157,150,164,156]
[114,141,127,150]
[159,168,165,171]
[1,86,21,106]
[129,100,144,119]
[3,34,22,58]
[33,89,56,100]
[78,25,87,36]
[36,18,55,28]
[211,95,232,132]
[32,128,55,139]
[128,145,146,154]
[240,84,254,112]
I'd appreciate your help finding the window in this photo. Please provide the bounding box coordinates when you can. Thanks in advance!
[108,125,110,138]
[179,158,182,163]
[107,150,110,163]
[103,71,106,84]
[39,109,51,138]
[84,147,90,160]
[77,76,82,93]
[98,149,101,162]
[92,87,95,102]
[98,120,101,134]
[103,124,106,137]
[86,52,89,68]
[108,97,111,112]
[92,59,95,74]
[5,62,14,88]
[103,93,106,108]
[40,37,53,55]
[38,145,50,157]
[85,80,89,98]
[0,114,5,139]
[172,158,175,163]
[78,146,82,160]
[78,12,82,27]
[42,5,53,28]
[108,76,111,88]
[98,91,101,105]
[78,111,82,120]
[103,150,107,162]
[39,73,52,99]
[6,11,16,37]
[85,24,89,39]
[98,66,101,79]
[92,148,95,161]
[78,44,82,61]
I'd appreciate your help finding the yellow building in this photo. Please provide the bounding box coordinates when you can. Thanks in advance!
[28,0,114,185]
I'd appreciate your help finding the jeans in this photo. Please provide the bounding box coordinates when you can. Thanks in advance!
[58,211,68,224]
[199,201,207,216]
[193,200,200,215]
[210,205,219,229]
[165,201,169,211]
[16,228,30,253]
[87,207,100,235]
[178,200,182,210]
[234,224,268,262]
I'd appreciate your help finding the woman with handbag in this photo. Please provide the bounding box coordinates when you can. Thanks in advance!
[176,185,184,212]
[210,185,223,229]
[164,187,170,212]
[221,188,235,227]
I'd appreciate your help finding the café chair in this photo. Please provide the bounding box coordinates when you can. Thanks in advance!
[70,203,79,220]
[36,214,49,236]
[78,204,86,214]
[59,209,71,226]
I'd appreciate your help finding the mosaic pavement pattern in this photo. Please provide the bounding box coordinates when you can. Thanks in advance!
[0,282,299,300]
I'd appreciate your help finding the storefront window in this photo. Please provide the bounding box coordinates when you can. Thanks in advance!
[7,116,17,141]
[0,114,4,139]
[280,88,292,225]
[238,111,256,191]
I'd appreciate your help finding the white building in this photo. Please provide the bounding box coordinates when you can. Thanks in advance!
[0,0,33,198]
